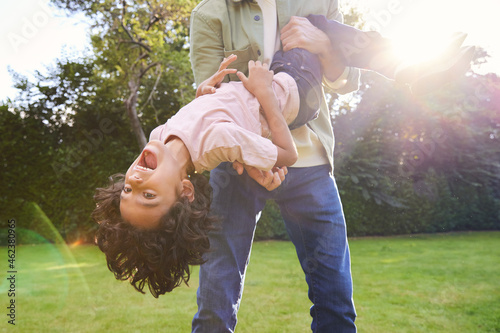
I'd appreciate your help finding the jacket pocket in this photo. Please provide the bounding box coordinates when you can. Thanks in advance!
[224,45,259,81]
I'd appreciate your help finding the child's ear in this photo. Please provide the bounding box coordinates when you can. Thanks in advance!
[180,179,195,203]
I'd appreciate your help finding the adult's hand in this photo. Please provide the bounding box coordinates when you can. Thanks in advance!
[281,16,331,55]
[196,54,238,98]
[281,16,346,82]
[232,161,288,191]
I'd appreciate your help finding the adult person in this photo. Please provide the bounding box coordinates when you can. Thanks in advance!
[189,1,360,332]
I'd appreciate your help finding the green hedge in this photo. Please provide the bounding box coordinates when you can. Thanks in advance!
[255,200,289,241]
[254,171,500,240]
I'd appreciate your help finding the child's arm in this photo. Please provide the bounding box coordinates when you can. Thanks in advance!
[237,61,298,167]
[196,55,238,98]
[233,161,288,191]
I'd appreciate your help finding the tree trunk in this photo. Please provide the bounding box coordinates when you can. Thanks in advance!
[125,78,147,150]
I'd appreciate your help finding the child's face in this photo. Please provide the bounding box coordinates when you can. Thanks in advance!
[120,140,184,229]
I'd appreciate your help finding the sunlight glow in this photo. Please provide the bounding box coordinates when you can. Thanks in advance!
[360,0,480,70]
[70,239,85,248]
[391,31,458,66]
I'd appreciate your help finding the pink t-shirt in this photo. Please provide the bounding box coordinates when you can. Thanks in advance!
[149,72,299,172]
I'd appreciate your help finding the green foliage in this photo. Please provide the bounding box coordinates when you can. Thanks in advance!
[1,59,136,242]
[254,200,289,241]
[332,70,500,236]
[51,0,197,148]
[0,202,65,245]
[2,1,197,242]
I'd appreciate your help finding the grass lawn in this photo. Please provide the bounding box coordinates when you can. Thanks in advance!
[0,231,499,332]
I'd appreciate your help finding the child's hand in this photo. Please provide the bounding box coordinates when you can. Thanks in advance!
[236,60,274,100]
[233,161,288,191]
[196,54,238,98]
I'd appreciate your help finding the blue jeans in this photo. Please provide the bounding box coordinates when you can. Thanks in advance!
[192,163,356,332]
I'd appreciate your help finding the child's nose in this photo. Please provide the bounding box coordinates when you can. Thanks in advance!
[129,174,143,184]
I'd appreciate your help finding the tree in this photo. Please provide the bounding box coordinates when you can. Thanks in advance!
[52,0,197,150]
[2,1,200,242]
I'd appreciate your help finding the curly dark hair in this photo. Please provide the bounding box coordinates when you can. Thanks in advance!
[92,172,218,298]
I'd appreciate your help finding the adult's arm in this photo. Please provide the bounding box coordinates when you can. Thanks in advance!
[190,8,227,86]
[323,2,361,95]
[280,3,360,95]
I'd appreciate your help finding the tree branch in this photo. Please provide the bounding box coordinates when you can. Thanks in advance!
[117,39,152,53]
[146,16,160,31]
[130,52,150,73]
[139,62,160,79]
[138,64,162,120]
[146,0,162,31]
[119,0,152,52]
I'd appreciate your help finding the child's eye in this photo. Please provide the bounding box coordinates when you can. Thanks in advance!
[123,187,132,193]
[144,192,156,199]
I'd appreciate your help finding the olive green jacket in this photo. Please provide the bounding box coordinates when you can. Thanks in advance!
[190,0,360,170]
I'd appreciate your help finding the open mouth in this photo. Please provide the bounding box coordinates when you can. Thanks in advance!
[136,149,157,171]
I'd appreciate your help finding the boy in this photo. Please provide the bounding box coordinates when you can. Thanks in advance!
[93,49,324,297]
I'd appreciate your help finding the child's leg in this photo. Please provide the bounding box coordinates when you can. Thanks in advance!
[306,14,398,78]
[270,48,323,130]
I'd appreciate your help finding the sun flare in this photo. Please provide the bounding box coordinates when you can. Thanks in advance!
[367,0,473,67]
[390,31,458,65]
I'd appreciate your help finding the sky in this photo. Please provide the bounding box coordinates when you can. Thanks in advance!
[0,0,89,101]
[1,0,499,102]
